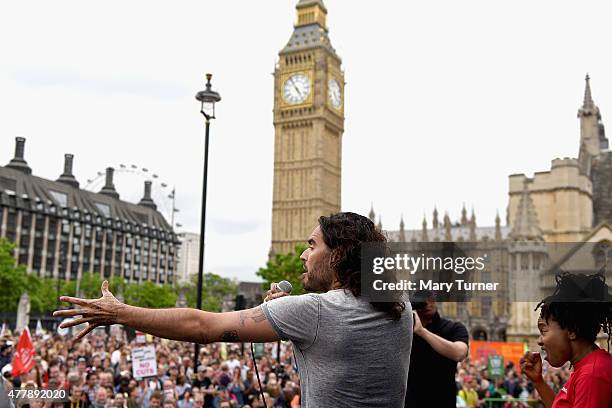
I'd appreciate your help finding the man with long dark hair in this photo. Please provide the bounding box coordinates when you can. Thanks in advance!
[520,272,612,407]
[54,212,412,407]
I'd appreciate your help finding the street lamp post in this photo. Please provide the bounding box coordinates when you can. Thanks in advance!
[194,74,221,369]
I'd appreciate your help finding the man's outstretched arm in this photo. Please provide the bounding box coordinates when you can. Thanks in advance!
[53,280,279,343]
[119,305,279,344]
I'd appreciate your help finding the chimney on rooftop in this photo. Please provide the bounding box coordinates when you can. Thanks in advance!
[99,167,120,199]
[138,180,157,210]
[56,154,80,188]
[6,137,32,174]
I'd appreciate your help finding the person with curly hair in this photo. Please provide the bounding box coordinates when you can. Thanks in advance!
[520,272,612,407]
[54,212,412,408]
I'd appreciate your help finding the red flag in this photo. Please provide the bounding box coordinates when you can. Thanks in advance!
[11,327,36,377]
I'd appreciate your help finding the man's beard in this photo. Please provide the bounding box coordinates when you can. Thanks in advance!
[303,255,333,292]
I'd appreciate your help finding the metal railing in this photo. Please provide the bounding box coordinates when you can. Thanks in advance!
[482,398,541,408]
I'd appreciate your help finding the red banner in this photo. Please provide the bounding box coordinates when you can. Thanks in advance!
[11,327,36,377]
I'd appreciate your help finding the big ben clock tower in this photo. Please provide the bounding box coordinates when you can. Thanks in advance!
[271,0,345,255]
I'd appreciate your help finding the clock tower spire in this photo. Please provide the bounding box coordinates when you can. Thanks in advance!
[271,0,345,254]
[295,0,328,30]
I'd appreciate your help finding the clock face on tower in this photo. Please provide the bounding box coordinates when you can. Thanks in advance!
[328,78,342,109]
[283,73,311,105]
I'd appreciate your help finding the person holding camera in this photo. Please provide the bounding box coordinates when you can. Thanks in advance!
[405,290,469,407]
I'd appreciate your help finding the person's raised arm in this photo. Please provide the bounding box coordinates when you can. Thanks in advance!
[413,312,468,362]
[53,280,279,344]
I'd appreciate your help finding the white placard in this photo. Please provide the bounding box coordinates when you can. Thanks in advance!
[135,331,146,344]
[131,345,157,380]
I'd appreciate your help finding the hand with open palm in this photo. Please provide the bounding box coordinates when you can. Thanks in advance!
[53,280,124,341]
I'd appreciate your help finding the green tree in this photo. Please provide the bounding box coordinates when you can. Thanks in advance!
[77,272,104,299]
[30,278,63,313]
[108,276,127,298]
[125,281,177,308]
[256,244,306,296]
[0,238,42,311]
[180,273,238,312]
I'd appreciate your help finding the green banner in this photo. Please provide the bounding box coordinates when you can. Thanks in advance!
[487,354,504,378]
[253,343,265,359]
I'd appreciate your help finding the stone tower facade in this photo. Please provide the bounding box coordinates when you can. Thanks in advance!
[591,152,612,225]
[507,158,593,243]
[271,0,345,254]
[508,76,612,242]
[506,184,548,346]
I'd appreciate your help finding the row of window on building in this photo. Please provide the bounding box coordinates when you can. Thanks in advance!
[0,196,178,284]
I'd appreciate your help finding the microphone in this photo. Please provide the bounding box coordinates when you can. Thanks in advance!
[276,280,293,294]
[256,280,293,407]
[265,280,293,302]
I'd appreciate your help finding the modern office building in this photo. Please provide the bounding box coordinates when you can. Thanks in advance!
[176,232,200,283]
[0,137,179,284]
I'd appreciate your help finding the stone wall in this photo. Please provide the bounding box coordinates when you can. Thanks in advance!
[591,151,612,225]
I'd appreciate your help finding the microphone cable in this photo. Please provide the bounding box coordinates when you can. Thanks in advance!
[251,342,268,408]
[250,280,292,408]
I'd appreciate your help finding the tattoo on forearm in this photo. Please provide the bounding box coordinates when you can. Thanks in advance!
[221,330,240,342]
[239,307,266,327]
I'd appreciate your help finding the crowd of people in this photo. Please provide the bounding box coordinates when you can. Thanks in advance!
[454,357,572,408]
[0,324,577,408]
[17,214,606,407]
[1,326,301,408]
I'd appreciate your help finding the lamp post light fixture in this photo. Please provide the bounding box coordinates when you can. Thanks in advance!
[194,73,221,369]
[196,73,222,120]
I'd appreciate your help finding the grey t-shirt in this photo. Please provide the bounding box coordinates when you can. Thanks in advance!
[261,289,413,408]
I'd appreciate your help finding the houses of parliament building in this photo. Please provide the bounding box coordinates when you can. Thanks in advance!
[270,1,612,344]
[372,75,611,344]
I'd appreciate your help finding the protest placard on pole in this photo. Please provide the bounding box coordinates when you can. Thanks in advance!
[487,354,504,378]
[253,343,265,359]
[132,345,157,380]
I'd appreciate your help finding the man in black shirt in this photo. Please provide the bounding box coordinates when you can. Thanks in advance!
[405,290,469,407]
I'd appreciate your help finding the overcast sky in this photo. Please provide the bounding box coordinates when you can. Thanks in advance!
[1,1,611,282]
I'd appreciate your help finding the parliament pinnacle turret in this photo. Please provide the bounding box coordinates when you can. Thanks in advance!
[578,74,608,174]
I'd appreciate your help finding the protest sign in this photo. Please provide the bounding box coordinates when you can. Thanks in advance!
[132,345,157,379]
